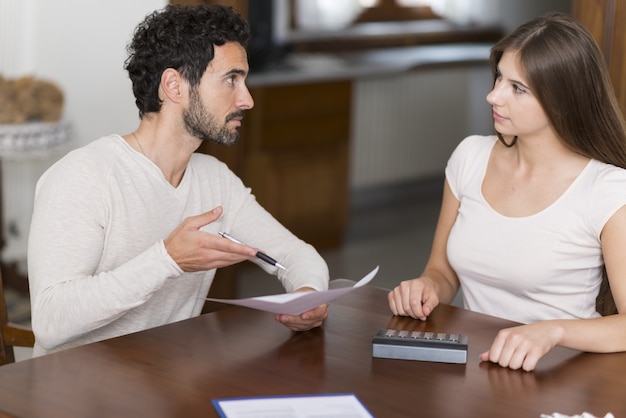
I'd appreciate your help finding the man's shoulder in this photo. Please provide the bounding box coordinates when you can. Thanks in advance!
[46,135,123,177]
[65,135,120,158]
[189,152,232,173]
[188,152,247,190]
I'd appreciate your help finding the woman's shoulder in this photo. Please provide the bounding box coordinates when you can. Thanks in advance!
[584,160,626,198]
[449,134,497,164]
[464,134,498,146]
[453,134,497,154]
[588,159,626,181]
[446,135,497,190]
[581,160,626,234]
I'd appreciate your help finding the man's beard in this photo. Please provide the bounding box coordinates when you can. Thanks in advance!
[183,89,242,146]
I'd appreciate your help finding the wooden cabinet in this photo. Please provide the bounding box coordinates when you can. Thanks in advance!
[573,0,626,117]
[239,81,351,249]
[199,81,352,306]
[202,81,352,249]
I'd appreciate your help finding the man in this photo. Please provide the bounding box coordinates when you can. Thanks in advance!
[27,4,329,356]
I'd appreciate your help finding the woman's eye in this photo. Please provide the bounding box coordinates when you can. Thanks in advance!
[513,83,526,94]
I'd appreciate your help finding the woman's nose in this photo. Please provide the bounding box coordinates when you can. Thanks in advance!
[486,85,501,106]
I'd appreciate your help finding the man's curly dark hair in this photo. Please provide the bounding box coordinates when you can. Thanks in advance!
[124,4,250,118]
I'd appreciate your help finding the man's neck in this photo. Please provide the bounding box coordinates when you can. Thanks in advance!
[134,115,200,187]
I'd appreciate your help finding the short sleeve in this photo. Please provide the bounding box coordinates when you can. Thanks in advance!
[589,163,626,238]
[445,135,497,200]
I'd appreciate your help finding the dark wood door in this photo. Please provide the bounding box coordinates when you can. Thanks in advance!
[573,0,626,117]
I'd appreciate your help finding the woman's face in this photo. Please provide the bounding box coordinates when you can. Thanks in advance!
[486,50,552,141]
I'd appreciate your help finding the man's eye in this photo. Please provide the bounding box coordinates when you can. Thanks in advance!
[226,77,234,85]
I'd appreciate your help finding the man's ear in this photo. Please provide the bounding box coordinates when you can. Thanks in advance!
[159,68,187,104]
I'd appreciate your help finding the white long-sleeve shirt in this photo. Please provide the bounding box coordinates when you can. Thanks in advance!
[446,135,626,323]
[28,135,329,356]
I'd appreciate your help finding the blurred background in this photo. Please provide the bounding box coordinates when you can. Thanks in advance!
[1,0,624,320]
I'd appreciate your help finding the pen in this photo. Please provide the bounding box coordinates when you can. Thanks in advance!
[218,232,287,271]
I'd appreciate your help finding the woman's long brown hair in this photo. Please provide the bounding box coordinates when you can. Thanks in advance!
[490,13,626,315]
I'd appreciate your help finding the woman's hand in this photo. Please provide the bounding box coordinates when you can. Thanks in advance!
[388,278,441,321]
[480,321,564,371]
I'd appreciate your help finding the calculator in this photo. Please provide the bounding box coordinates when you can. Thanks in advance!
[372,329,468,364]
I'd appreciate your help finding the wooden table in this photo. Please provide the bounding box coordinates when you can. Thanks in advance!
[0,285,624,418]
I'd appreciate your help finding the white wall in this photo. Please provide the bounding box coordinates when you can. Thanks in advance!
[32,0,167,145]
[351,64,493,189]
[0,0,166,265]
[1,0,167,145]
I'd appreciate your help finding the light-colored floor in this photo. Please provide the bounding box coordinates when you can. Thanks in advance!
[14,346,32,362]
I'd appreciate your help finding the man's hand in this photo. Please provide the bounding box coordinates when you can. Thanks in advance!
[275,287,329,331]
[164,206,257,272]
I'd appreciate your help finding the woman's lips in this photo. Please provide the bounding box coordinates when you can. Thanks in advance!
[492,110,507,122]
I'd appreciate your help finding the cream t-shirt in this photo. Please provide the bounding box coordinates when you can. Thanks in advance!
[446,135,626,323]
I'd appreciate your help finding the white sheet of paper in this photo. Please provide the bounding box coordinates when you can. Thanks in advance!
[212,393,374,418]
[204,266,379,315]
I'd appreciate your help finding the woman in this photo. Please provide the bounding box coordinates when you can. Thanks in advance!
[388,12,626,371]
